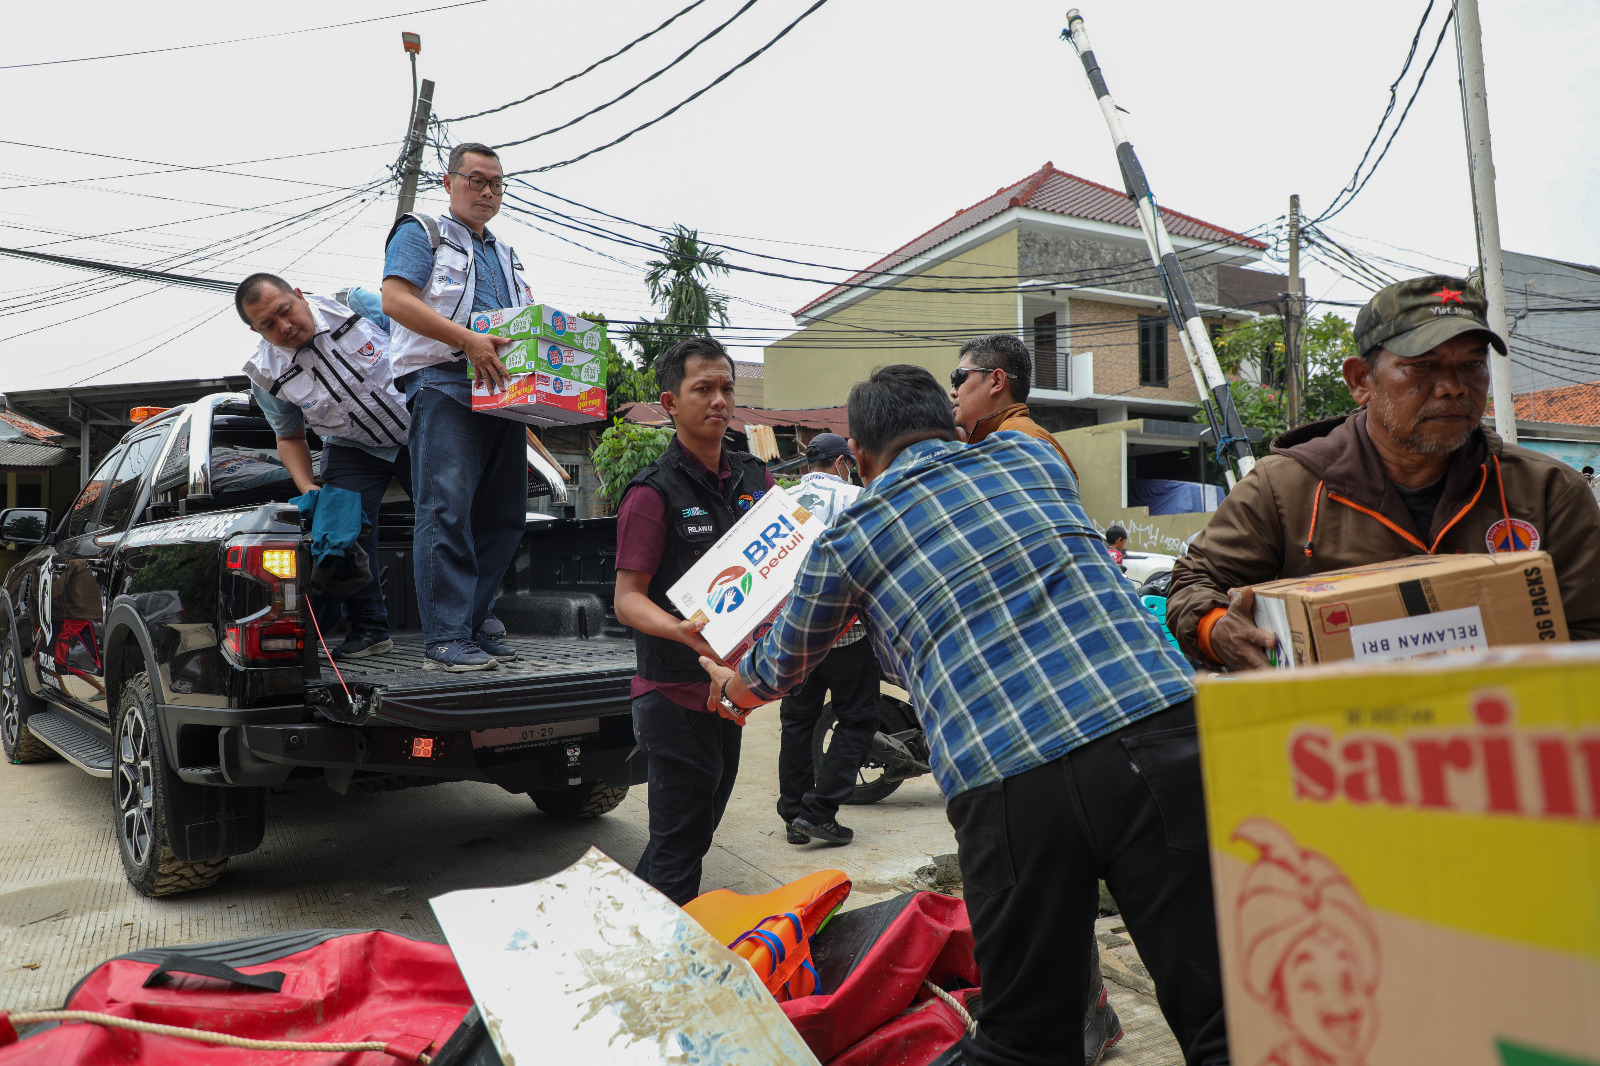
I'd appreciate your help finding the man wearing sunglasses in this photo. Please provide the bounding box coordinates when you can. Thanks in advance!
[381,142,537,672]
[949,334,1077,477]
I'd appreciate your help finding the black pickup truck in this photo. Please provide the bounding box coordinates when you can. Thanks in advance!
[0,393,639,897]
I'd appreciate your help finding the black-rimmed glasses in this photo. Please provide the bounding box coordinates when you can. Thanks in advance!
[452,173,507,194]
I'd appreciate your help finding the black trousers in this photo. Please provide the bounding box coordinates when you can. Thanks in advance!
[946,700,1227,1066]
[776,635,882,825]
[318,443,412,639]
[632,689,744,907]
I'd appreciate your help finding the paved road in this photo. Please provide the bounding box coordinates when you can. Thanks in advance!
[0,706,1181,1063]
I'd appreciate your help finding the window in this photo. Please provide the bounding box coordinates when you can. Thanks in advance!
[1139,315,1168,388]
[151,423,191,504]
[64,447,126,540]
[1033,313,1059,390]
[97,429,169,531]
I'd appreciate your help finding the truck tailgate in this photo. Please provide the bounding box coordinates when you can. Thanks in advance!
[314,634,637,729]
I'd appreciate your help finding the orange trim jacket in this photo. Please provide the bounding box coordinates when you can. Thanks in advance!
[968,403,1079,479]
[1168,407,1600,661]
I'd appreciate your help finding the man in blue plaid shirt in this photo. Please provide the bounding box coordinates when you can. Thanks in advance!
[701,366,1227,1066]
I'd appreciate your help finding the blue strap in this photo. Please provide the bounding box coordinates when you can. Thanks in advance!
[729,929,786,975]
[1214,434,1251,467]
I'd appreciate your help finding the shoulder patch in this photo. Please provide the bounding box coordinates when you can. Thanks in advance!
[1486,517,1540,553]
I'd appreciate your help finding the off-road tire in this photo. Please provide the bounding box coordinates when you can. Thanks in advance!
[1,627,56,764]
[113,672,227,896]
[812,700,904,806]
[528,781,628,820]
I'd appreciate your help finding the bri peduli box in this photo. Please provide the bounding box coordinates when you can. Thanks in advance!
[1197,644,1600,1066]
[471,370,605,427]
[1250,550,1567,669]
[665,486,830,664]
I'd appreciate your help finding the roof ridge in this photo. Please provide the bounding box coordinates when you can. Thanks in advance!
[1007,161,1058,207]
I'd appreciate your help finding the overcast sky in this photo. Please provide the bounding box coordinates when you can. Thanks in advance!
[1,0,1595,399]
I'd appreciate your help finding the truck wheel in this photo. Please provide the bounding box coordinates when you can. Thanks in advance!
[1,627,56,764]
[528,781,628,820]
[113,672,227,896]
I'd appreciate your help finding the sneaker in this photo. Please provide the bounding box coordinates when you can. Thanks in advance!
[477,614,507,641]
[472,630,518,661]
[423,639,499,672]
[786,822,809,845]
[330,632,394,661]
[1084,982,1124,1065]
[791,815,853,845]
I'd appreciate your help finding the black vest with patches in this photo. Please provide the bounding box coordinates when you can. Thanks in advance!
[623,438,771,684]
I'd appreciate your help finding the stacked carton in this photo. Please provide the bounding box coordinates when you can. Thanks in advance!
[467,305,608,426]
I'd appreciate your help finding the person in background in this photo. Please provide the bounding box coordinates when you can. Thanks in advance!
[777,433,881,847]
[612,337,774,906]
[1168,274,1600,669]
[1104,524,1128,567]
[950,333,1078,476]
[237,274,410,660]
[700,366,1224,1066]
[381,142,535,672]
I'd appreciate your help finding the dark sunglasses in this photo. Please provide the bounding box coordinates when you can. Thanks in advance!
[949,366,997,388]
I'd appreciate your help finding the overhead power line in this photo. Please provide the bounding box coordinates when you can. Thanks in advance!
[0,139,395,192]
[446,0,714,122]
[0,246,235,292]
[0,1,487,71]
[502,0,834,175]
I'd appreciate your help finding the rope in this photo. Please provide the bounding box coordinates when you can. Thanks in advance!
[4,1010,431,1061]
[1213,434,1251,467]
[921,979,977,1036]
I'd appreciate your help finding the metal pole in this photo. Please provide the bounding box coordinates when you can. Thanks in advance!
[395,78,435,220]
[1286,194,1303,428]
[1453,0,1516,442]
[1062,10,1254,482]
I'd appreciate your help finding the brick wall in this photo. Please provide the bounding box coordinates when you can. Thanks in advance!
[1067,298,1201,403]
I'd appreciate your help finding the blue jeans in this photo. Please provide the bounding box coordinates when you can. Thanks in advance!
[407,386,526,644]
[320,443,412,638]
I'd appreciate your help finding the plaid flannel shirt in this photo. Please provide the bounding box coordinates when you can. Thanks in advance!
[740,433,1195,799]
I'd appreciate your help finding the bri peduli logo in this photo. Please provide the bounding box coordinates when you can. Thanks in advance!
[551,311,568,334]
[471,312,491,333]
[547,344,565,370]
[708,566,754,614]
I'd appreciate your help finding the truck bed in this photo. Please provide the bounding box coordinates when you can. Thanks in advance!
[314,632,639,729]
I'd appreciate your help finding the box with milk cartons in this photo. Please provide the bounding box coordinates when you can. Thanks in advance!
[471,370,606,426]
[1249,550,1566,669]
[665,486,830,664]
[467,305,608,391]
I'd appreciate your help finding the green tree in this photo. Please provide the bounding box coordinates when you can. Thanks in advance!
[1210,313,1361,454]
[625,224,730,371]
[581,311,656,419]
[591,418,673,510]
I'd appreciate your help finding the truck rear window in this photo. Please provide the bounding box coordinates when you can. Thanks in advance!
[210,421,304,508]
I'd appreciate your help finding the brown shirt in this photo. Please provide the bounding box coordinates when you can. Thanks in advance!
[968,403,1078,478]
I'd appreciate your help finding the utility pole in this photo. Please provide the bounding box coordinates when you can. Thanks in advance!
[395,33,433,221]
[1285,194,1303,428]
[1453,0,1516,442]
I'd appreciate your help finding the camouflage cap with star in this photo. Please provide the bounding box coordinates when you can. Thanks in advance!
[1354,274,1508,359]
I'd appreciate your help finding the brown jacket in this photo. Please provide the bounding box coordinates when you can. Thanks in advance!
[1168,408,1600,659]
[969,403,1078,478]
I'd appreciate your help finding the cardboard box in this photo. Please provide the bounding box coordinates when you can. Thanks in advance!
[1197,645,1600,1066]
[1250,550,1566,669]
[495,339,606,388]
[665,486,828,663]
[468,304,607,353]
[471,371,606,427]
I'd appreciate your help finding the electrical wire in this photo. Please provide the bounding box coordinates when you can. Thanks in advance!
[0,140,397,192]
[446,0,714,122]
[0,1,487,71]
[502,0,834,175]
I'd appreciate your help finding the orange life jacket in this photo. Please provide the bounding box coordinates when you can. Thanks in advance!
[684,869,852,1002]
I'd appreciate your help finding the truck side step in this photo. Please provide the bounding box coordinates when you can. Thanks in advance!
[26,712,114,777]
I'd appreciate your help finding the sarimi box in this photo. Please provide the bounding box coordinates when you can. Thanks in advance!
[1197,645,1600,1066]
[1250,550,1566,668]
[470,370,605,427]
[665,486,826,663]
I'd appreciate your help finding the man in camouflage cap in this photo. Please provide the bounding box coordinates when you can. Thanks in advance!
[1167,274,1600,668]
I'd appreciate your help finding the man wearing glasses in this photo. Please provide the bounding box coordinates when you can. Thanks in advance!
[949,334,1077,477]
[381,142,535,672]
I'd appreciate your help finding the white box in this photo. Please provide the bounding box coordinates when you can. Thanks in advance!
[665,486,827,663]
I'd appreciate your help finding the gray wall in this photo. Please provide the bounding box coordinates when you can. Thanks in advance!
[1503,251,1600,392]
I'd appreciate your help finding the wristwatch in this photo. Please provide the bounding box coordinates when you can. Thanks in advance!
[718,678,749,722]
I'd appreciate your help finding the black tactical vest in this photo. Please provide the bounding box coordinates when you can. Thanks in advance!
[622,438,771,684]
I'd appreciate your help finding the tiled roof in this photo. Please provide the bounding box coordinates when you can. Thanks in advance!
[0,410,63,440]
[732,360,765,379]
[1512,381,1600,426]
[0,439,74,468]
[794,162,1267,317]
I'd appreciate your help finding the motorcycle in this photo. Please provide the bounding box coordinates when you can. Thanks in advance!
[811,682,932,804]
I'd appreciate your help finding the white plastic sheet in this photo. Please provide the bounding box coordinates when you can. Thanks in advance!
[430,847,821,1066]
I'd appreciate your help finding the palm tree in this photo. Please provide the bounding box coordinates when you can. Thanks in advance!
[627,224,730,369]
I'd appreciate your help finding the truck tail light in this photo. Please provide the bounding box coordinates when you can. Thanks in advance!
[221,538,304,663]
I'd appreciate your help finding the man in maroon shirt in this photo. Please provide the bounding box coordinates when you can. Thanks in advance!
[613,338,774,905]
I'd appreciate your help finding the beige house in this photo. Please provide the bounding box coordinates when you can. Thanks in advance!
[762,162,1285,546]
